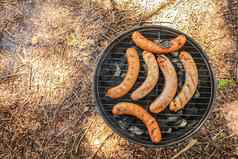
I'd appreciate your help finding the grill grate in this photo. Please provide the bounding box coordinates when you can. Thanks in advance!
[93,25,216,147]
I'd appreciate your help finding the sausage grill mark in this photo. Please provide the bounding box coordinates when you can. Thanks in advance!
[112,102,162,143]
[106,48,140,99]
[107,33,198,144]
[131,51,159,101]
[132,31,187,54]
[169,51,199,112]
[149,55,178,113]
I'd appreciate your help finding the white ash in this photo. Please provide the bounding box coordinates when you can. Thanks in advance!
[128,125,144,135]
[113,63,121,77]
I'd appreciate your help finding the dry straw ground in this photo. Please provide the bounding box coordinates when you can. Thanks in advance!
[0,0,237,159]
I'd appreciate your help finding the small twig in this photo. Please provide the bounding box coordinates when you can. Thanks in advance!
[74,118,96,154]
[171,139,198,159]
[89,133,113,159]
[0,74,19,82]
[208,149,217,159]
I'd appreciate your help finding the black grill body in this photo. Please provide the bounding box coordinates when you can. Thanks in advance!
[93,25,216,147]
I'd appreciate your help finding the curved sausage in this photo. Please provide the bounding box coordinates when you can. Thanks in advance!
[169,51,198,112]
[132,31,187,54]
[131,51,159,101]
[112,102,162,143]
[106,48,140,99]
[149,55,178,113]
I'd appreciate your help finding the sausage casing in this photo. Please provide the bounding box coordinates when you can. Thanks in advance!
[106,48,140,99]
[132,31,187,54]
[169,51,198,112]
[112,102,162,143]
[131,51,159,100]
[149,55,178,113]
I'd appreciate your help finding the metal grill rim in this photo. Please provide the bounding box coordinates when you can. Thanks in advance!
[93,25,216,147]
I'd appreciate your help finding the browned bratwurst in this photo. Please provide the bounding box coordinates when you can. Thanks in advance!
[132,31,187,54]
[131,51,159,101]
[169,51,198,112]
[106,48,140,99]
[150,55,178,113]
[112,102,162,143]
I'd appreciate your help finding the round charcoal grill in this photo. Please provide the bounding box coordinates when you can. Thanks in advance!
[93,25,216,147]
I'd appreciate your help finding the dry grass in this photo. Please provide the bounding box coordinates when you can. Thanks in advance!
[147,0,237,79]
[0,0,237,158]
[0,0,108,133]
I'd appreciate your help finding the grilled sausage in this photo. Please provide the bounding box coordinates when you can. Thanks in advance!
[112,102,162,143]
[132,31,187,54]
[169,51,198,112]
[106,48,140,99]
[131,51,159,101]
[150,55,178,113]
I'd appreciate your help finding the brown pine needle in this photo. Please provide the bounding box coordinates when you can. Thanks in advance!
[171,139,198,159]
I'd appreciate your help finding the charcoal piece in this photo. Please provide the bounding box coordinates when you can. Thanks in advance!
[175,119,187,128]
[128,126,144,135]
[112,63,121,77]
[118,120,130,130]
[194,90,200,98]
